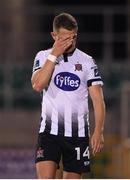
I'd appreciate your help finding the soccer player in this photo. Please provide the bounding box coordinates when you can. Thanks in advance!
[31,13,105,179]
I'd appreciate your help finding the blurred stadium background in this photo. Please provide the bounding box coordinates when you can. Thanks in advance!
[0,0,130,178]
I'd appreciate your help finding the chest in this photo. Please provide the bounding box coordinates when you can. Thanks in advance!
[53,59,86,77]
[51,59,87,91]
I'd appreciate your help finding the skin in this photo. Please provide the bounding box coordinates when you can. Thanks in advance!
[89,85,105,156]
[31,27,105,179]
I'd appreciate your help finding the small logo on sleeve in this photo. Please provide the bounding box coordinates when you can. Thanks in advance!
[94,68,100,77]
[34,59,40,69]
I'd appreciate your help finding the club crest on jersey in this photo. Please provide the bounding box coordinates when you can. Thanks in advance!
[54,72,80,91]
[75,62,82,71]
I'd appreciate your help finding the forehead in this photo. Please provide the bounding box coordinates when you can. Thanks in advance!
[57,28,77,35]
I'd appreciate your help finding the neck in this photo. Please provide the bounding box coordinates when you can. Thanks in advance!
[64,47,76,55]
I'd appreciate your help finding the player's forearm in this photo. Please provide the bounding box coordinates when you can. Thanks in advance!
[32,36,74,92]
[31,60,55,92]
[93,99,105,134]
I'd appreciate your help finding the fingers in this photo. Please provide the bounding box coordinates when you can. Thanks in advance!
[62,39,73,50]
[56,36,73,50]
[91,139,104,156]
[52,35,75,56]
[91,139,98,156]
[56,35,72,42]
[57,33,77,41]
[59,36,73,47]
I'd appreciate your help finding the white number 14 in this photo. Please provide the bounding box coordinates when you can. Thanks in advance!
[75,146,90,160]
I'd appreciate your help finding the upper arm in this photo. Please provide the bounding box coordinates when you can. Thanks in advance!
[85,57,104,102]
[86,58,103,88]
[32,51,46,72]
[31,50,46,84]
[31,68,41,85]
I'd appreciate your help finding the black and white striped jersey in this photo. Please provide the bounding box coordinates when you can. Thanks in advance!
[33,48,103,137]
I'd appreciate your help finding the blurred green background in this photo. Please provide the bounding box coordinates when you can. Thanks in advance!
[0,0,130,178]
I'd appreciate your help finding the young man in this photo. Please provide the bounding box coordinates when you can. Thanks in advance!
[31,13,105,179]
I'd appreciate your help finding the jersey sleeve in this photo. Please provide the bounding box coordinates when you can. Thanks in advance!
[32,51,46,73]
[86,58,103,87]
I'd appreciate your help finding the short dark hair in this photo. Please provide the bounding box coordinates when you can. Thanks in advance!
[53,13,78,32]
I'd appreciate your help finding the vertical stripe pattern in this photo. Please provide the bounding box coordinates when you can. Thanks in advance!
[40,106,89,137]
[84,113,89,137]
[57,106,65,136]
[71,112,79,137]
[44,108,52,134]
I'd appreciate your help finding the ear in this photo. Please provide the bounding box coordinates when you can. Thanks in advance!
[51,32,57,41]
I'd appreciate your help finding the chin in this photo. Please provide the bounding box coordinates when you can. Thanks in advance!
[65,45,75,53]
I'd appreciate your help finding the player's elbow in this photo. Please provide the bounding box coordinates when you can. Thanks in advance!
[31,75,48,92]
[31,81,43,92]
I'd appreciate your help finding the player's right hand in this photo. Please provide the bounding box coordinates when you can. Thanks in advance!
[51,36,73,57]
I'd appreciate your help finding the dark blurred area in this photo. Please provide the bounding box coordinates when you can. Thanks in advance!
[0,0,130,178]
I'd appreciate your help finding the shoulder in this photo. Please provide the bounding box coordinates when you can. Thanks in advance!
[35,49,52,58]
[76,48,94,64]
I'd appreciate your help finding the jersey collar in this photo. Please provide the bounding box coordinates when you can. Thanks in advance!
[63,48,76,57]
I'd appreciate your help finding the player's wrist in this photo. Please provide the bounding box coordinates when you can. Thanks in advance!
[51,48,62,58]
[47,54,57,63]
[94,128,104,135]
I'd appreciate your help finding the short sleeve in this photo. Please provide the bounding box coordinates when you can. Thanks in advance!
[86,58,103,87]
[32,51,46,73]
